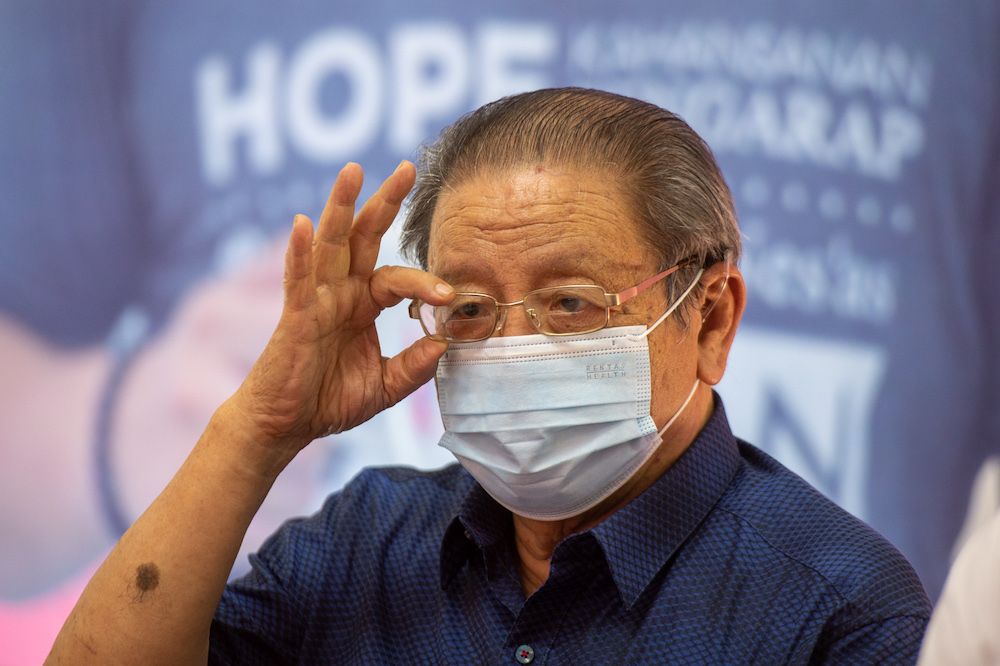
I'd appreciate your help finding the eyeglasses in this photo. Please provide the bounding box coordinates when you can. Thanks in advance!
[409,258,697,343]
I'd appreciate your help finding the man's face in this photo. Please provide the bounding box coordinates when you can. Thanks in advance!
[426,165,703,438]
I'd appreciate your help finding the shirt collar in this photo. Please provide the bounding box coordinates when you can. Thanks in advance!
[440,476,512,589]
[440,394,742,603]
[591,394,742,607]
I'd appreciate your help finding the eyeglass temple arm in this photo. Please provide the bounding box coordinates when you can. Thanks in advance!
[606,257,697,306]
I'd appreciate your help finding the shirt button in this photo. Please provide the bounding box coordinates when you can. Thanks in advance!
[514,644,535,664]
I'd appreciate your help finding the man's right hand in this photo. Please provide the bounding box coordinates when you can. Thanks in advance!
[222,160,452,478]
[46,161,453,665]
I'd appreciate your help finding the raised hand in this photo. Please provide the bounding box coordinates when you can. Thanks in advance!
[225,160,453,471]
[46,161,454,666]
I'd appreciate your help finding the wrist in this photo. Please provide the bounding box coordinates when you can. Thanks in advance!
[203,397,309,487]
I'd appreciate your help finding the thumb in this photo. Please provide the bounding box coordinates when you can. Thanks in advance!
[382,337,449,406]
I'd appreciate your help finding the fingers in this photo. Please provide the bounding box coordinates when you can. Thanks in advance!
[283,215,316,314]
[381,336,450,407]
[369,265,454,310]
[315,163,364,285]
[313,161,416,285]
[349,161,417,277]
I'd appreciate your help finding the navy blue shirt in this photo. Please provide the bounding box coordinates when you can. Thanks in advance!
[210,400,930,664]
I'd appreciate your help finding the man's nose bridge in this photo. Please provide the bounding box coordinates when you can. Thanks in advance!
[495,301,536,337]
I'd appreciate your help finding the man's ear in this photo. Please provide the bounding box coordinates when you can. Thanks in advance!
[696,261,745,386]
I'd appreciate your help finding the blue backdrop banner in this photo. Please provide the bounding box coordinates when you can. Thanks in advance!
[1,1,998,659]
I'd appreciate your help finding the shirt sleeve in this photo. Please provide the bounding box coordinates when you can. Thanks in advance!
[815,614,930,665]
[210,511,324,665]
[210,466,467,664]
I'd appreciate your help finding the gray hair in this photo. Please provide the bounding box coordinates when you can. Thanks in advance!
[400,87,740,314]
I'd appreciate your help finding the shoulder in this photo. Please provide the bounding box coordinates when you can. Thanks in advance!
[332,463,474,524]
[715,440,930,633]
[212,465,473,660]
[218,466,471,617]
[235,463,473,585]
[291,463,474,545]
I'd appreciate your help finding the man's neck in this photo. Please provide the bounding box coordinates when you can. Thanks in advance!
[508,385,715,597]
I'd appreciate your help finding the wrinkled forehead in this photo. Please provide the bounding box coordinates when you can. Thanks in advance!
[426,167,657,290]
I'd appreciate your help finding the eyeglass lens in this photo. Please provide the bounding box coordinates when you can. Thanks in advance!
[416,285,611,342]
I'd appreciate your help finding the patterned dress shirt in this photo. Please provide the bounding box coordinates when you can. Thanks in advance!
[210,398,931,664]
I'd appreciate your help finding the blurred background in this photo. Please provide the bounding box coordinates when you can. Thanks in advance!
[1,1,997,662]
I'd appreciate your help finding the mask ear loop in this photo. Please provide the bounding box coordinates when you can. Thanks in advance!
[701,251,733,323]
[657,378,701,437]
[637,268,705,339]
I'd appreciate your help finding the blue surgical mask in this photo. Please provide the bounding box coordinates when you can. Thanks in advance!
[435,270,703,521]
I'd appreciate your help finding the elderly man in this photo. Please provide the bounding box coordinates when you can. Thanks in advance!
[49,88,929,664]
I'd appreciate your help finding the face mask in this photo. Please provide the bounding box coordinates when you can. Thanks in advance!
[435,270,703,521]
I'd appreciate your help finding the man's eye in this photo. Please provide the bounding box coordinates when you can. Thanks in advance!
[554,297,585,313]
[450,302,485,319]
[545,289,604,314]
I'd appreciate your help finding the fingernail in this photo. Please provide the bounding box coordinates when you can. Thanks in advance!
[435,282,454,296]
